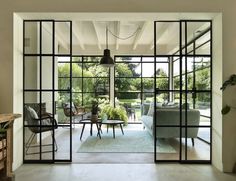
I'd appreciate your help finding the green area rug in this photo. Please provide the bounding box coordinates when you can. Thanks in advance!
[77,130,176,153]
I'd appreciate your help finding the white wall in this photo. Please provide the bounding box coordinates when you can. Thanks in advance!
[13,14,23,170]
[212,14,223,171]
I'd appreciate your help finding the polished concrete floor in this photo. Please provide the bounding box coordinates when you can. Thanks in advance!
[24,124,211,162]
[15,164,236,181]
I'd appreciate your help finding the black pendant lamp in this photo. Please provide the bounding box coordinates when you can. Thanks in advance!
[100,26,114,67]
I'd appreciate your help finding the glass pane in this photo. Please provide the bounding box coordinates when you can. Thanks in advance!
[186,127,210,160]
[24,56,39,90]
[115,78,141,92]
[24,22,40,54]
[155,22,180,55]
[42,22,53,54]
[72,56,82,62]
[83,78,109,93]
[143,78,154,92]
[56,92,71,124]
[115,57,141,62]
[195,31,211,55]
[55,22,71,55]
[155,126,180,161]
[42,56,53,89]
[83,56,101,62]
[58,78,70,90]
[186,22,210,45]
[195,68,211,91]
[24,127,40,160]
[142,63,154,77]
[115,62,141,78]
[156,63,169,77]
[72,78,82,92]
[116,92,140,103]
[55,126,70,160]
[142,57,154,62]
[24,92,39,104]
[195,92,211,118]
[82,93,96,108]
[72,63,82,77]
[156,78,169,90]
[83,63,109,77]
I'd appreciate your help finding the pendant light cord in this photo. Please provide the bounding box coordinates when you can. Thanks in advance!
[106,26,108,49]
[107,27,141,40]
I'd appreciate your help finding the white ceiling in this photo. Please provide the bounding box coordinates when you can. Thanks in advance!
[20,13,216,55]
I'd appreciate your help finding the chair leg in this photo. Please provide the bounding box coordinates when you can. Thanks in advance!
[25,131,58,155]
[25,133,36,154]
[191,138,195,147]
[51,131,58,152]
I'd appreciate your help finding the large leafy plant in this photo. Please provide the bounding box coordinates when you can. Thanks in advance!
[100,104,128,125]
[221,74,236,114]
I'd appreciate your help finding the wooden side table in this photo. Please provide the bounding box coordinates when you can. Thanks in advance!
[0,114,21,181]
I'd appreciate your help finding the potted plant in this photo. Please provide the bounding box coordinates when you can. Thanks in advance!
[91,101,99,123]
[100,104,128,125]
[221,74,236,114]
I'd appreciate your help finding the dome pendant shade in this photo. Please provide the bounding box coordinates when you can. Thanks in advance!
[100,49,114,67]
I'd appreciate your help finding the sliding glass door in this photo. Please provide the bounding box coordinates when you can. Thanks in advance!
[154,20,212,163]
[23,20,73,163]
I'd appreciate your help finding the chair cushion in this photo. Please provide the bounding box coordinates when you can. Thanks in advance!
[27,106,39,119]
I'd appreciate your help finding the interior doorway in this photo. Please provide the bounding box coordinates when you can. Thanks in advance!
[22,17,212,164]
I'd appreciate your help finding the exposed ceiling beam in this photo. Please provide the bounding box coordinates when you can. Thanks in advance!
[92,21,102,50]
[72,21,85,50]
[115,21,121,50]
[132,21,148,50]
[149,23,171,50]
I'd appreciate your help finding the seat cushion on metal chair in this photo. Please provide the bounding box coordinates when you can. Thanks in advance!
[27,106,39,119]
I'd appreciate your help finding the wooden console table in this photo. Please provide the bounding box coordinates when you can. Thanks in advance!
[0,114,21,181]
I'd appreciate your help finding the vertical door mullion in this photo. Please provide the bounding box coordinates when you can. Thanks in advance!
[184,21,188,161]
[23,21,26,162]
[179,21,183,162]
[52,20,55,162]
[154,21,157,162]
[210,21,213,163]
[69,21,72,162]
[39,21,42,161]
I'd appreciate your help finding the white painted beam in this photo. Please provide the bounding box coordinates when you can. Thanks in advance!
[72,21,85,50]
[115,21,120,50]
[132,21,148,50]
[92,21,102,50]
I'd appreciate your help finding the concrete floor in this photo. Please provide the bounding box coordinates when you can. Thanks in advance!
[15,164,236,181]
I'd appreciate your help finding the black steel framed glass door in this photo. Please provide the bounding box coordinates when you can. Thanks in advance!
[23,20,73,163]
[154,20,212,163]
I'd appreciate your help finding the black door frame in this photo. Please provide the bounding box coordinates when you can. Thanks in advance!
[154,20,212,163]
[23,20,73,163]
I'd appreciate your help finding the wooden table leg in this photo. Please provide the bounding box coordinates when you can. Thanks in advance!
[6,122,14,179]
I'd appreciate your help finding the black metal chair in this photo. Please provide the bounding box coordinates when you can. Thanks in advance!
[24,105,58,155]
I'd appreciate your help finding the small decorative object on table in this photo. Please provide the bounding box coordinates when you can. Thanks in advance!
[91,101,99,123]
